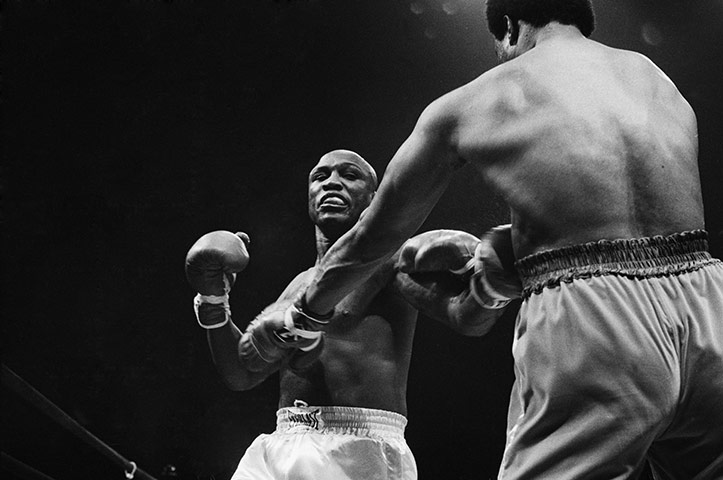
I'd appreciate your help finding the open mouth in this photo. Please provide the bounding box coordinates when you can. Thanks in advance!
[319,194,348,210]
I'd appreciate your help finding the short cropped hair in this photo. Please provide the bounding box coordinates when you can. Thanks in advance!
[485,0,595,40]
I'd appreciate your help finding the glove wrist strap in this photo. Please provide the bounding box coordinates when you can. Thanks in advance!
[470,267,512,310]
[194,293,231,329]
[296,293,333,325]
[449,256,478,276]
[280,304,324,352]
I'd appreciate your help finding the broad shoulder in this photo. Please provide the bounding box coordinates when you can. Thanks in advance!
[421,63,531,129]
[593,44,695,119]
[414,63,535,162]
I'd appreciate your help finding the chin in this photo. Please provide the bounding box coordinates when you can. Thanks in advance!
[317,214,355,232]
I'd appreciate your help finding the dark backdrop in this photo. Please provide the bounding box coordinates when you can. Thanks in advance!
[3,1,722,479]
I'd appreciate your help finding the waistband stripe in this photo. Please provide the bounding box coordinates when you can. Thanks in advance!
[516,230,717,297]
[276,405,407,438]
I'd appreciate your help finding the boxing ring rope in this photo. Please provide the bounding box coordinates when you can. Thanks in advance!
[2,364,158,480]
[2,452,58,480]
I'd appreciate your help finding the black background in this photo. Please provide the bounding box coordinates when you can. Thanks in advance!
[3,1,722,479]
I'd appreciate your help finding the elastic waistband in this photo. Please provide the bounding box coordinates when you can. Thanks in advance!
[276,403,407,439]
[517,230,717,298]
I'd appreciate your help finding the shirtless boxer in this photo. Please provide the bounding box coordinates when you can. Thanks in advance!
[286,1,723,479]
[185,150,500,480]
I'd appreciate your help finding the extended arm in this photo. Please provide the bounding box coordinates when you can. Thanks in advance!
[303,101,465,317]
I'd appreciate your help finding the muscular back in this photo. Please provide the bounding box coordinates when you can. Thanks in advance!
[451,36,703,257]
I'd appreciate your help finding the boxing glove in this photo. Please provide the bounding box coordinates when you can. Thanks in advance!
[185,231,250,328]
[397,229,480,275]
[239,304,324,372]
[470,224,522,308]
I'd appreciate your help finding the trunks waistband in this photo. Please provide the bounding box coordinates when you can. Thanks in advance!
[276,402,407,438]
[516,230,718,298]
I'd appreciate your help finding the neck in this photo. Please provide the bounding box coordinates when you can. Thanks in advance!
[315,226,340,263]
[525,22,585,48]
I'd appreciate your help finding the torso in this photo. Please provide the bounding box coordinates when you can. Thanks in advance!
[277,260,417,415]
[448,36,704,258]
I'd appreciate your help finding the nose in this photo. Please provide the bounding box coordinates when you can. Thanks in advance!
[321,171,343,190]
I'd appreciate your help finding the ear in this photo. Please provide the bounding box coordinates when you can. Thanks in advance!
[504,15,520,46]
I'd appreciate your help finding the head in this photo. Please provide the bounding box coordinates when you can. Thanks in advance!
[308,150,378,239]
[485,0,595,61]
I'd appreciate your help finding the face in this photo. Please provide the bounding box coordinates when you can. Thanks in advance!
[307,151,376,233]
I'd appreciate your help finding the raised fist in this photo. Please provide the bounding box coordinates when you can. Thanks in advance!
[185,231,250,296]
[185,231,250,328]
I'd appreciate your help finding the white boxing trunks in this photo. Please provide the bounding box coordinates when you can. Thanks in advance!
[231,402,417,480]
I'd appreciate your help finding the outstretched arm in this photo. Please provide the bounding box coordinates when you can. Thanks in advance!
[302,100,465,317]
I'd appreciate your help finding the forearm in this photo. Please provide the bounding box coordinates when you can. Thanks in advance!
[305,221,404,315]
[206,321,281,391]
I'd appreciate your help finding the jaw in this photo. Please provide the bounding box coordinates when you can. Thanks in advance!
[316,205,362,232]
[315,216,356,244]
[316,210,353,229]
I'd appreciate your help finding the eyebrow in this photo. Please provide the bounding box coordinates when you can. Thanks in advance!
[310,163,366,175]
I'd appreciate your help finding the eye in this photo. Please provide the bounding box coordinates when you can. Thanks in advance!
[342,168,363,180]
[311,171,328,182]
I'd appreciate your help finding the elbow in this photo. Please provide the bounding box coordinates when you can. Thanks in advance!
[350,219,407,266]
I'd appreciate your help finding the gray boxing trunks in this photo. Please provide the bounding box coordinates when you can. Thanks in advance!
[499,230,723,479]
